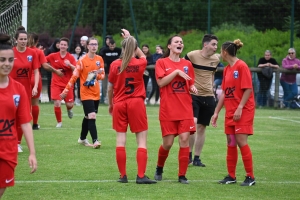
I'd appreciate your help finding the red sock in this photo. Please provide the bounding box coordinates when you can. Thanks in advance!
[157,145,169,167]
[32,105,40,124]
[136,148,147,178]
[240,144,254,178]
[227,145,238,178]
[54,107,62,122]
[178,147,189,176]
[17,124,22,144]
[116,147,126,177]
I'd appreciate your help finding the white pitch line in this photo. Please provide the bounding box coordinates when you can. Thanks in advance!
[269,116,300,124]
[15,179,300,184]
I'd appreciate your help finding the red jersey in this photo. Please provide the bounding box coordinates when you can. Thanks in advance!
[0,78,32,163]
[155,58,195,121]
[10,47,39,100]
[64,54,105,101]
[109,57,147,103]
[222,60,255,124]
[46,52,76,87]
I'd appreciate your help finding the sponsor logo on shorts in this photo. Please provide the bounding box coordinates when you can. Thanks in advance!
[166,68,171,71]
[190,126,194,129]
[5,178,14,184]
[235,128,241,132]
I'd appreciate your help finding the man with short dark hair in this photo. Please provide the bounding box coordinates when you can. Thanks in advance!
[101,39,122,104]
[185,34,220,167]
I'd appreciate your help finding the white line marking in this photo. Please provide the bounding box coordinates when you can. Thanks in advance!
[269,116,300,124]
[15,179,300,184]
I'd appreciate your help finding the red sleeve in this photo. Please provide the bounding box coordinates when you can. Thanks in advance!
[17,84,32,124]
[32,50,39,70]
[155,59,166,80]
[46,54,52,62]
[39,49,47,64]
[239,62,253,89]
[108,61,117,84]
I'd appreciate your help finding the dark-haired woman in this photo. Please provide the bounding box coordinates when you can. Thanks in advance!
[72,43,85,106]
[141,44,154,104]
[0,33,37,198]
[10,27,39,152]
[211,39,256,186]
[107,29,156,184]
[46,37,76,128]
[153,35,197,184]
[28,33,63,130]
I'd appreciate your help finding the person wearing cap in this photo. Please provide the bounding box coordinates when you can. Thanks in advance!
[80,36,88,53]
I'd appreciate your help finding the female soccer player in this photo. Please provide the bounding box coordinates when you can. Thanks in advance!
[10,26,39,152]
[0,33,37,198]
[46,37,76,128]
[153,35,197,184]
[27,33,63,130]
[60,37,104,149]
[107,29,156,184]
[211,39,256,186]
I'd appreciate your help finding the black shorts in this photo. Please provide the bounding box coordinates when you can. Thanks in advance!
[82,100,99,116]
[192,95,216,126]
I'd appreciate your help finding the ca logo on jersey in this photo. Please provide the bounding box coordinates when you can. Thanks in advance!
[16,68,29,78]
[13,95,20,107]
[233,70,239,79]
[27,55,33,62]
[96,61,100,67]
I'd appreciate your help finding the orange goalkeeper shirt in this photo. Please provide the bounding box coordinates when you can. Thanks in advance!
[63,54,105,101]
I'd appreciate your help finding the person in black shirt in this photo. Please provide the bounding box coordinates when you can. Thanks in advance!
[257,50,279,107]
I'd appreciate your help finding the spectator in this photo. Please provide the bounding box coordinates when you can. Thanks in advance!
[153,35,197,184]
[44,38,60,102]
[147,45,163,104]
[98,35,113,57]
[257,50,279,108]
[280,48,300,108]
[141,44,154,104]
[80,36,88,53]
[185,34,220,167]
[101,39,122,104]
[71,44,85,106]
[214,62,224,101]
[211,39,256,187]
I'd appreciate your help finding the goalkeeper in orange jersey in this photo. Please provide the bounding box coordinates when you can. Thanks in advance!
[60,37,105,149]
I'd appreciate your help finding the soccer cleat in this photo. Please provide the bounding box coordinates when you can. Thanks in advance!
[56,122,62,128]
[18,144,23,153]
[78,138,92,147]
[117,175,128,183]
[32,124,40,130]
[240,176,256,186]
[188,158,193,166]
[93,140,101,149]
[193,159,206,167]
[218,175,237,184]
[178,176,189,184]
[154,166,163,181]
[67,109,73,119]
[136,175,157,184]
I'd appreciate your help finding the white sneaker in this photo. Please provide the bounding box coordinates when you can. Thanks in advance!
[144,98,149,105]
[18,144,23,153]
[67,109,73,119]
[56,122,62,128]
[78,138,92,147]
[93,140,101,149]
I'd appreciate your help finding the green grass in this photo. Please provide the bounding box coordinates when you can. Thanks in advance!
[3,104,300,200]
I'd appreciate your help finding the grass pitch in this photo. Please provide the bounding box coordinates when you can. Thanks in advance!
[3,104,300,200]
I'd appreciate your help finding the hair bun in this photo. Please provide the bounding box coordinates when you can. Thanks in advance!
[0,33,11,44]
[233,39,243,49]
[17,26,26,31]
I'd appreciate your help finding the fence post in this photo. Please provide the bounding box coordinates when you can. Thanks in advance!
[274,70,280,108]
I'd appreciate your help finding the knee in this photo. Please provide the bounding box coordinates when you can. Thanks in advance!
[88,112,96,119]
